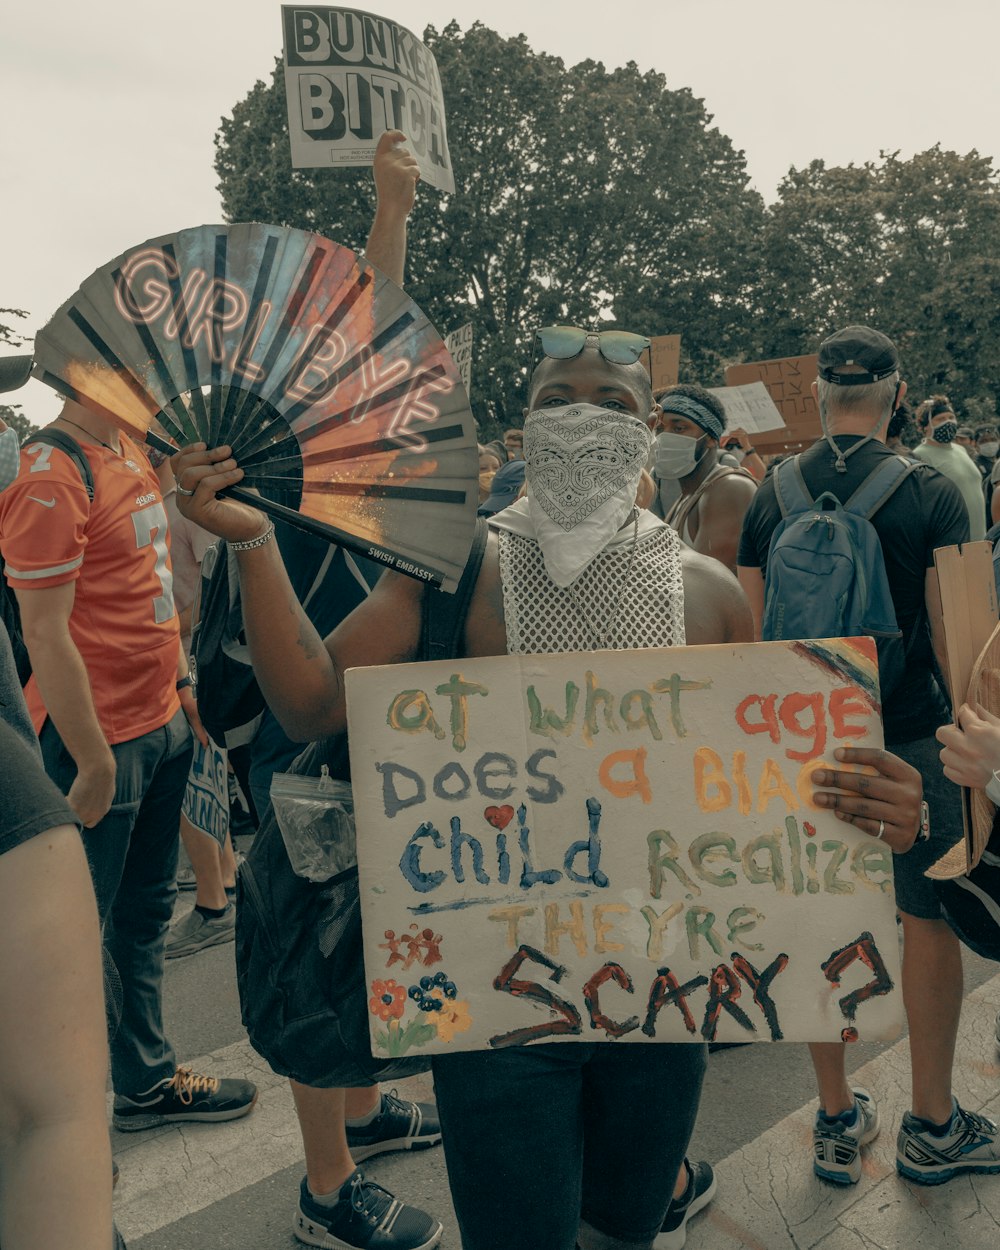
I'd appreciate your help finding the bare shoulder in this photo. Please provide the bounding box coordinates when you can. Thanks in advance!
[464,528,507,657]
[680,546,754,644]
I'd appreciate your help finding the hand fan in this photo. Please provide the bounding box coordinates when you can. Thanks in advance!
[30,223,478,591]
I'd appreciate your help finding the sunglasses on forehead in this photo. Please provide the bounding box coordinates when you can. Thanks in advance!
[529,325,652,380]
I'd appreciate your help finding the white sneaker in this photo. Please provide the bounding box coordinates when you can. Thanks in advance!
[897,1099,1000,1185]
[813,1088,880,1185]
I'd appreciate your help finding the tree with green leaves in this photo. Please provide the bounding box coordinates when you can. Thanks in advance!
[0,308,36,440]
[754,147,1000,411]
[215,21,764,430]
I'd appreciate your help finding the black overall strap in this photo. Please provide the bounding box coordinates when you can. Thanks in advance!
[420,518,489,662]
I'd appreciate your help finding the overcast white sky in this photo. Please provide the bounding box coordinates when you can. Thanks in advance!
[3,0,998,428]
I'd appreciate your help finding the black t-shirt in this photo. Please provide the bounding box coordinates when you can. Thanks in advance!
[738,435,969,744]
[0,718,78,858]
[248,527,380,797]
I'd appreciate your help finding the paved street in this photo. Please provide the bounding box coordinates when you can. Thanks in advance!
[122,879,1000,1250]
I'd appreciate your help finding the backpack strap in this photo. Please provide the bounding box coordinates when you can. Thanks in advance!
[843,455,919,520]
[420,518,489,662]
[773,455,814,518]
[666,464,756,536]
[26,429,95,502]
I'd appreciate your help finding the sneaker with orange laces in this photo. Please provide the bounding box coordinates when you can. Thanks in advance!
[112,1065,258,1131]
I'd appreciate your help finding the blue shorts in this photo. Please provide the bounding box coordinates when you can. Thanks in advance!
[888,734,964,920]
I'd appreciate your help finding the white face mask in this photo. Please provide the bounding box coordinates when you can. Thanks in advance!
[653,429,705,480]
[523,404,653,588]
[980,442,999,458]
[0,426,20,494]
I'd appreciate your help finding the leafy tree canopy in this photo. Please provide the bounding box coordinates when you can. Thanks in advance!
[215,23,1000,427]
[215,21,764,430]
[756,146,1000,409]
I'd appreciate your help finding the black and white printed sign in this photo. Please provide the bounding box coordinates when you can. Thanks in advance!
[282,6,455,193]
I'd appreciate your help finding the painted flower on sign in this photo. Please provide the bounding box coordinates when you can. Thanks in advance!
[429,989,472,1043]
[369,979,406,1021]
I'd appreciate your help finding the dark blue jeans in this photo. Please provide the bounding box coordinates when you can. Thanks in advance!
[40,709,192,1095]
[431,1040,708,1250]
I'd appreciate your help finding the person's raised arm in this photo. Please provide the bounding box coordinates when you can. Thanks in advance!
[364,130,420,286]
[171,447,425,741]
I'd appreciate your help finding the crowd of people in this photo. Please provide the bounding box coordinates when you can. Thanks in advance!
[1,131,999,1250]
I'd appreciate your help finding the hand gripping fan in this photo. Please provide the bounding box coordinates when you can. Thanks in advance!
[31,223,478,591]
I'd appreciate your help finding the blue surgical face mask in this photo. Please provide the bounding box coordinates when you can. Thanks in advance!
[0,425,20,494]
[653,430,705,480]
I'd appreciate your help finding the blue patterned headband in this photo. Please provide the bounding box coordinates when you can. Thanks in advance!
[658,393,724,441]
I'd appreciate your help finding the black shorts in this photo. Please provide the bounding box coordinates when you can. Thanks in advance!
[889,734,964,920]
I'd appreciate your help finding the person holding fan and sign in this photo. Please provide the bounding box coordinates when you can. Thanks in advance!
[174,314,926,1249]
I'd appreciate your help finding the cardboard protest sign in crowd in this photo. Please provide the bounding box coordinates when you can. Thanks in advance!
[444,322,473,396]
[348,640,903,1058]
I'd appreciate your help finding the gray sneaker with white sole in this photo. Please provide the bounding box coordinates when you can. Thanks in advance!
[165,904,235,959]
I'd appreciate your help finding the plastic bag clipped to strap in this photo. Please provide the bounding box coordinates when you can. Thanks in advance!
[269,765,356,882]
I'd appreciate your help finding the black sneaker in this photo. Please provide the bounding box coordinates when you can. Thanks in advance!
[655,1159,716,1250]
[295,1171,443,1249]
[112,1066,258,1131]
[345,1091,442,1162]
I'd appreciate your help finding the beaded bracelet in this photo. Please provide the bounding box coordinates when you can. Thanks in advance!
[229,520,276,551]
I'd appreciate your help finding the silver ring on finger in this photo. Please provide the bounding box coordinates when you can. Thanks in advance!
[175,480,196,497]
[876,819,886,840]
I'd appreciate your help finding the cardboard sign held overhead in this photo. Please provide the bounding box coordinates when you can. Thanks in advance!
[649,335,681,393]
[347,640,903,1057]
[928,541,999,879]
[725,354,821,453]
[282,6,456,194]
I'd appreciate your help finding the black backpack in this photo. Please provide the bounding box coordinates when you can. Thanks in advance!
[235,519,488,1087]
[936,812,1000,962]
[0,430,94,685]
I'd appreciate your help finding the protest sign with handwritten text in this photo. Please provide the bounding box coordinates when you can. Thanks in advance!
[708,381,784,435]
[346,641,903,1057]
[444,323,473,395]
[282,6,455,193]
[725,354,820,453]
[649,335,681,393]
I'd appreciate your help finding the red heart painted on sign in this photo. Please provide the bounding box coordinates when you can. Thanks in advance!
[484,805,515,830]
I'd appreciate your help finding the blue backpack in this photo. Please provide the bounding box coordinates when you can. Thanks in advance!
[762,455,918,674]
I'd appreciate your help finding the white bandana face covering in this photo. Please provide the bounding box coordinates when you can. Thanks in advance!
[523,404,653,587]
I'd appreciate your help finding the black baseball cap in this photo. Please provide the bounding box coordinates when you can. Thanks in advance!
[817,326,899,385]
[0,355,32,393]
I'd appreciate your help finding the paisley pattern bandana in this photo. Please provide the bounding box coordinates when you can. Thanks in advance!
[523,405,653,587]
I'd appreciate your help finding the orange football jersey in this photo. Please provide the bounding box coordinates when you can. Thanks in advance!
[0,431,181,743]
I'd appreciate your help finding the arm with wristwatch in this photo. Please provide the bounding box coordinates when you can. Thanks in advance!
[721,427,766,482]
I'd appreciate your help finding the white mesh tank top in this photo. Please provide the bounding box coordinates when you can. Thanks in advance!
[498,523,686,654]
